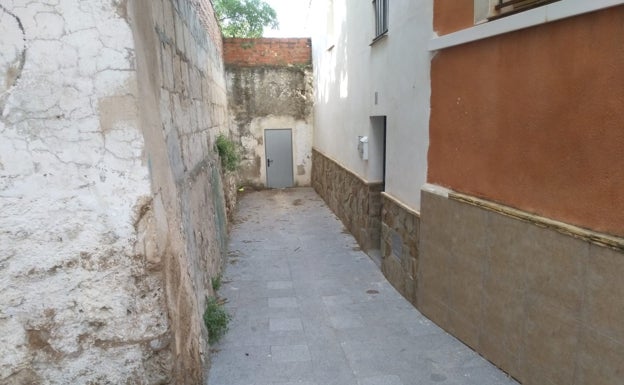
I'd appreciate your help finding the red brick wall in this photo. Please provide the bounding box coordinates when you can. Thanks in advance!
[224,38,311,67]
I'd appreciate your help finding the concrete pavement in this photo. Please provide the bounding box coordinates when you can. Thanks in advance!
[208,188,518,385]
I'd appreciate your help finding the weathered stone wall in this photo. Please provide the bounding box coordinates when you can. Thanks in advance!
[380,193,420,306]
[130,0,230,383]
[0,0,229,383]
[225,38,314,188]
[312,149,382,251]
[419,187,624,385]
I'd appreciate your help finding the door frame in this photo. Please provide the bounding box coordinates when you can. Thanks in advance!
[264,128,294,188]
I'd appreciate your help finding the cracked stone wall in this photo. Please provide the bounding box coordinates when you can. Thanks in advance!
[0,0,229,383]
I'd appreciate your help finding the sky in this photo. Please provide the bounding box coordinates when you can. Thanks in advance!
[262,0,312,37]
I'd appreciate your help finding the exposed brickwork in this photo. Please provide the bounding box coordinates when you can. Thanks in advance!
[381,194,420,306]
[224,38,312,67]
[312,149,382,251]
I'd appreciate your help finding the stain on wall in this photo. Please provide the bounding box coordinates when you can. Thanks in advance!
[224,38,314,188]
[130,0,230,383]
[0,4,26,114]
[0,1,170,383]
[0,0,230,383]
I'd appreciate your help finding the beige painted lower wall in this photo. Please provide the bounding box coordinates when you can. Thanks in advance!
[418,188,624,385]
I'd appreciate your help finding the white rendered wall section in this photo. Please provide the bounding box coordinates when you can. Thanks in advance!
[311,0,432,210]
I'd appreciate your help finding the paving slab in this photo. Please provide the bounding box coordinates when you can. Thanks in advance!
[208,188,519,385]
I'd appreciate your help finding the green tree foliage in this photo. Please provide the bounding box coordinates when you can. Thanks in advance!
[214,0,279,38]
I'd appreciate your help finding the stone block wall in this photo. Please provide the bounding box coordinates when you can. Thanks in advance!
[380,193,420,306]
[312,149,382,251]
[130,0,229,383]
[225,41,314,188]
[0,0,230,383]
[418,187,624,385]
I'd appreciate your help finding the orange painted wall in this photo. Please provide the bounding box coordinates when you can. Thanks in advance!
[428,7,624,238]
[433,0,473,35]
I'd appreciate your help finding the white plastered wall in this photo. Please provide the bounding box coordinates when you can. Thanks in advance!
[310,0,432,210]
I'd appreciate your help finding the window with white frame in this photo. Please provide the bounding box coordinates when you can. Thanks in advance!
[475,0,561,24]
[373,0,388,39]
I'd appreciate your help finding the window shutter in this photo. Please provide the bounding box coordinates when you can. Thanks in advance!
[490,0,560,19]
[373,0,388,38]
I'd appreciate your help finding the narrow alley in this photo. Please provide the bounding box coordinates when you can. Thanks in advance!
[208,188,518,385]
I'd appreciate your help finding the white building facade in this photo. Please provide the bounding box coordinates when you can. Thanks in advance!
[309,0,433,303]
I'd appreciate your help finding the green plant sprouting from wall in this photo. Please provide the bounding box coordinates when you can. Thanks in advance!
[216,134,240,172]
[203,297,231,344]
[211,274,222,291]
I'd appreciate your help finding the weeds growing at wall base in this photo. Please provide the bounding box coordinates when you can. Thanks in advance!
[216,134,240,172]
[204,297,231,344]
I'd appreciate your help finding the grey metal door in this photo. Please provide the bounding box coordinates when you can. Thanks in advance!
[265,129,294,188]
